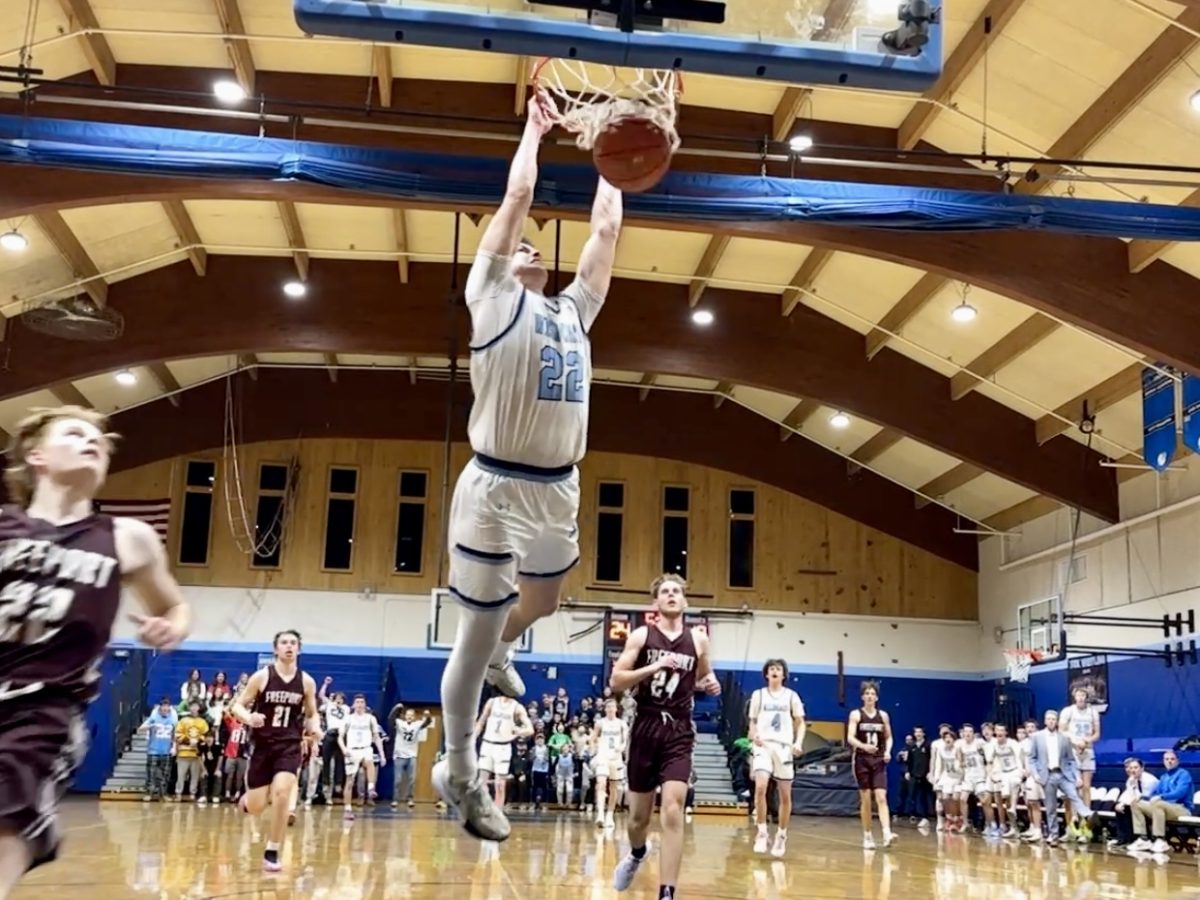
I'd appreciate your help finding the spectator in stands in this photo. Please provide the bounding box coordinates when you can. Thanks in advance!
[233,671,250,697]
[540,694,555,726]
[555,742,576,807]
[548,722,570,758]
[199,732,223,805]
[209,671,232,704]
[897,734,914,816]
[578,697,595,727]
[1129,750,1194,854]
[554,686,570,720]
[511,740,530,809]
[221,711,250,802]
[174,700,209,802]
[1108,757,1159,850]
[139,697,177,802]
[179,668,207,712]
[530,733,551,810]
[908,726,932,825]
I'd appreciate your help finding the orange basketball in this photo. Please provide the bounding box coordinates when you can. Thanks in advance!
[592,117,673,193]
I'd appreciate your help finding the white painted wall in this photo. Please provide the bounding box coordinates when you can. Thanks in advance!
[112,584,984,678]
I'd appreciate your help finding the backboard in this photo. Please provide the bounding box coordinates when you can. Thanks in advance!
[1016,594,1064,661]
[294,0,943,92]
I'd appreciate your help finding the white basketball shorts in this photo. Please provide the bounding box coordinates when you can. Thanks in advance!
[592,751,626,782]
[751,741,795,781]
[936,774,962,797]
[479,740,514,777]
[992,771,1024,799]
[448,455,581,611]
[343,748,372,777]
[1023,775,1044,802]
[960,774,991,798]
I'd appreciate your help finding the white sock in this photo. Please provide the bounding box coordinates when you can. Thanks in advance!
[776,829,786,838]
[488,638,515,667]
[757,823,768,835]
[266,841,279,852]
[596,789,607,811]
[441,606,508,780]
[368,782,375,793]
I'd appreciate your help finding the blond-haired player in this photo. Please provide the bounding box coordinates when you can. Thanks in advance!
[0,406,191,898]
[1060,687,1100,842]
[591,697,630,829]
[748,659,806,857]
[432,87,624,843]
[475,693,534,812]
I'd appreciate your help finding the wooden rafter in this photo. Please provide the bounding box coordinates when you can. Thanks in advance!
[55,0,116,86]
[915,463,983,508]
[779,398,822,441]
[49,381,91,408]
[146,362,182,407]
[372,46,393,107]
[864,273,945,360]
[514,56,533,117]
[638,373,656,402]
[687,235,731,307]
[393,209,410,284]
[984,495,1061,532]
[1014,6,1200,195]
[949,313,1059,400]
[277,202,310,281]
[713,381,734,409]
[781,248,833,318]
[849,428,902,466]
[771,87,811,143]
[898,0,1028,150]
[33,211,107,307]
[323,352,338,383]
[212,0,256,95]
[1035,362,1143,445]
[1128,186,1200,273]
[239,353,259,381]
[161,200,207,277]
[0,425,9,445]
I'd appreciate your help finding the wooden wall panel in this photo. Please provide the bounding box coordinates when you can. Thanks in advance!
[100,439,977,620]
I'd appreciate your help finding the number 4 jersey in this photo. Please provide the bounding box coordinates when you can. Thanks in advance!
[752,687,805,747]
[634,624,698,719]
[463,250,604,469]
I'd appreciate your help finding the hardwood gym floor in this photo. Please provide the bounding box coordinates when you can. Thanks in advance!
[12,799,1198,898]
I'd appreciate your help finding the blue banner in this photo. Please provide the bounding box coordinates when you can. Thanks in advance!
[1142,365,1177,472]
[1183,374,1200,454]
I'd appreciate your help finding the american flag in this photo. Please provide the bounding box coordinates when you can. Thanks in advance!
[95,498,171,542]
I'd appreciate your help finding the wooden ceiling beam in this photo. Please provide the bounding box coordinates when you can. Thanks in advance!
[899,0,1028,150]
[49,381,91,408]
[781,248,834,318]
[1015,7,1200,195]
[146,362,182,407]
[32,211,107,307]
[713,381,734,409]
[849,428,903,466]
[392,209,410,284]
[55,0,117,87]
[514,56,533,117]
[212,0,256,95]
[865,273,945,360]
[323,352,338,383]
[984,495,1061,532]
[771,87,812,143]
[688,235,731,308]
[915,463,984,508]
[372,46,393,107]
[1035,362,1144,445]
[638,373,656,402]
[277,201,310,281]
[1128,186,1200,273]
[161,200,207,277]
[779,398,822,441]
[238,353,259,381]
[949,313,1060,400]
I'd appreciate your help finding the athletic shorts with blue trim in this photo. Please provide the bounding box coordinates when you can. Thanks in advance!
[448,454,581,611]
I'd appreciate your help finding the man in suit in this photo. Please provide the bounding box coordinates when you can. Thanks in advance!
[1026,709,1093,845]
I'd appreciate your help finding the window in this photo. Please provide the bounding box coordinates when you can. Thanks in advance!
[595,481,624,583]
[323,467,358,571]
[394,470,428,574]
[727,488,755,589]
[179,460,215,566]
[661,484,689,578]
[251,463,289,569]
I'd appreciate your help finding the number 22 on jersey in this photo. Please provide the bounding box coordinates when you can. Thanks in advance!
[538,346,584,403]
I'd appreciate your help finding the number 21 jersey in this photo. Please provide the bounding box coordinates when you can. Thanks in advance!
[253,664,305,745]
[634,625,697,718]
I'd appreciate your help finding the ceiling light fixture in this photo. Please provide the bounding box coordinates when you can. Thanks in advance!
[691,309,714,326]
[283,280,307,299]
[951,301,978,323]
[0,229,28,252]
[789,133,814,153]
[114,369,136,386]
[829,411,851,429]
[213,79,247,104]
[1191,90,1200,113]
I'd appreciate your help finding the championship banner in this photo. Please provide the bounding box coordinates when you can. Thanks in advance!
[1067,654,1109,714]
[1142,365,1177,472]
[1183,373,1200,454]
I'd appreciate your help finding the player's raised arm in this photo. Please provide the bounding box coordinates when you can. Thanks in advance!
[231,669,268,728]
[609,627,662,693]
[116,516,191,651]
[570,178,623,326]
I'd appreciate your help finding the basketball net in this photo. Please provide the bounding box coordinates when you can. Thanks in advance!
[532,57,682,154]
[1002,648,1042,683]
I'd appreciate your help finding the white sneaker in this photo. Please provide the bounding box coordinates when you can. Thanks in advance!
[753,831,769,854]
[918,818,929,829]
[1151,838,1171,854]
[863,834,876,850]
[936,818,945,832]
[604,811,615,829]
[770,833,787,858]
[612,851,645,891]
[1128,837,1152,853]
[881,831,896,848]
[1002,826,1018,839]
[432,760,511,842]
[484,652,526,698]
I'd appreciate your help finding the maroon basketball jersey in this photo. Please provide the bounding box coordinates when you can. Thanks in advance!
[855,707,886,756]
[634,623,698,718]
[253,663,306,743]
[0,505,121,703]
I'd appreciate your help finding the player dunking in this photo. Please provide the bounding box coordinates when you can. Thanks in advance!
[591,697,630,829]
[432,88,623,842]
[748,659,806,857]
[848,681,896,849]
[610,575,721,900]
[0,406,191,899]
[230,630,320,873]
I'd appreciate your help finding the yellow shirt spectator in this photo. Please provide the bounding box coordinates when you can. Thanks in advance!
[176,715,210,759]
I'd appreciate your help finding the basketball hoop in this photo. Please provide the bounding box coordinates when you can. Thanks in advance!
[531,57,682,155]
[1003,648,1043,683]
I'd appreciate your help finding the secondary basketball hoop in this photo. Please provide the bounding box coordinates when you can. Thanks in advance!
[1002,648,1042,683]
[532,58,682,192]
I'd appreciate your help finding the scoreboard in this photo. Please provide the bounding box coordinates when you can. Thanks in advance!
[601,609,711,689]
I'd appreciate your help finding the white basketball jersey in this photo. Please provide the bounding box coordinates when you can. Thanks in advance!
[465,251,604,468]
[1061,705,1097,740]
[992,739,1019,774]
[958,738,986,777]
[754,687,802,746]
[344,712,377,751]
[484,697,518,743]
[597,717,628,754]
[937,742,960,776]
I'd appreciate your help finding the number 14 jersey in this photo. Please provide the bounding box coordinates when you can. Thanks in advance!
[634,625,698,719]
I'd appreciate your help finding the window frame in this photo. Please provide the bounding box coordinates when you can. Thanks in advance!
[320,464,360,574]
